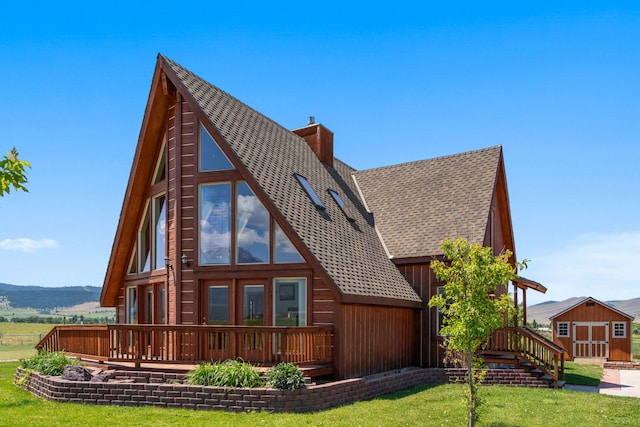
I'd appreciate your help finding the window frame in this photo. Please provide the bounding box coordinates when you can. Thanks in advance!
[613,322,627,338]
[152,193,167,270]
[294,173,326,210]
[273,278,307,327]
[199,182,233,266]
[557,322,570,338]
[328,189,355,222]
[199,123,234,172]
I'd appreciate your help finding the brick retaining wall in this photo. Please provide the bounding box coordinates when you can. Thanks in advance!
[14,367,547,413]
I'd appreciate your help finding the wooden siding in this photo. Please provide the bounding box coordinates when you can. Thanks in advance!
[552,300,632,361]
[397,262,446,368]
[335,304,418,378]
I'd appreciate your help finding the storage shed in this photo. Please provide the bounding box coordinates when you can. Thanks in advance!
[550,297,634,361]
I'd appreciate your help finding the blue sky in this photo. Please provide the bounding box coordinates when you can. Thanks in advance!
[1,2,638,305]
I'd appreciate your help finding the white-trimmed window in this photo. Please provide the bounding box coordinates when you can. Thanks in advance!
[273,278,307,326]
[557,322,569,338]
[613,322,626,338]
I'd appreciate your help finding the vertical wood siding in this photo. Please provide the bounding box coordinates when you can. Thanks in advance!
[336,304,418,378]
[397,262,447,368]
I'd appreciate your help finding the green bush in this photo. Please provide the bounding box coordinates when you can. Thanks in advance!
[266,362,306,390]
[188,359,262,388]
[19,350,80,376]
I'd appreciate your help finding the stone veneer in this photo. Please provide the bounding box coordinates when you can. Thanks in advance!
[14,367,549,413]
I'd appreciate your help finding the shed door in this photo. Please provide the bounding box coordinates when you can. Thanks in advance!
[573,322,609,359]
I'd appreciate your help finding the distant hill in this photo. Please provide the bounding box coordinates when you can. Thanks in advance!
[527,297,640,325]
[0,283,102,310]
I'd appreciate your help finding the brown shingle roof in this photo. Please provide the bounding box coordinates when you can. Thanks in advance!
[162,56,422,303]
[354,146,502,259]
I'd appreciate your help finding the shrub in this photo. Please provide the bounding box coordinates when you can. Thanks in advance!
[19,350,80,376]
[188,359,262,388]
[266,362,306,390]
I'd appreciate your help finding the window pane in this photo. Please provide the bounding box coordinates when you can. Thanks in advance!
[237,182,269,264]
[243,285,264,326]
[127,287,137,324]
[139,206,151,272]
[153,139,166,184]
[274,222,303,263]
[208,286,229,325]
[200,183,231,264]
[274,279,306,326]
[294,174,325,209]
[146,290,153,324]
[159,288,166,324]
[199,124,233,171]
[153,195,166,270]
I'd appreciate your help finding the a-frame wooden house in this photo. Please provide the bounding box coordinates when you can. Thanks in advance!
[39,55,562,381]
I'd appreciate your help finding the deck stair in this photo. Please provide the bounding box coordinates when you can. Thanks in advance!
[481,326,566,388]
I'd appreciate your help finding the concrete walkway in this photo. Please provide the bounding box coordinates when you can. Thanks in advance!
[565,368,640,398]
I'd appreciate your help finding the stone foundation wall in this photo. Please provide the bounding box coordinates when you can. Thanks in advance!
[604,361,640,370]
[14,366,547,413]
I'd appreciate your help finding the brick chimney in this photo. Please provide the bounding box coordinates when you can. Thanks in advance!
[292,117,334,167]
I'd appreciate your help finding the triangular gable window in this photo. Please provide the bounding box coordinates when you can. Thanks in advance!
[199,124,234,171]
[152,137,167,184]
[273,221,303,263]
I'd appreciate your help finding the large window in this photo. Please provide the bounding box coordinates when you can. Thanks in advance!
[273,278,306,326]
[236,182,269,264]
[200,183,232,264]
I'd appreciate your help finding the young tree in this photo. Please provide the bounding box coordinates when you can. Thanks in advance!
[428,238,521,427]
[0,147,31,197]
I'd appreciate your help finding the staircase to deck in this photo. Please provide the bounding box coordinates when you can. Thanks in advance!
[482,326,567,388]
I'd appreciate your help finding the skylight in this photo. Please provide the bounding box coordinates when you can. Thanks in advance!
[294,174,325,210]
[328,189,356,222]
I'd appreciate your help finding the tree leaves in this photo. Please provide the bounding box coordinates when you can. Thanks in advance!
[0,147,31,197]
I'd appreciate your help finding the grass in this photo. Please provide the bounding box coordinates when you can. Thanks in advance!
[2,361,639,426]
[564,361,603,387]
[0,323,55,361]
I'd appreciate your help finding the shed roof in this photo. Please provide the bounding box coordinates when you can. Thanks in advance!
[549,296,635,320]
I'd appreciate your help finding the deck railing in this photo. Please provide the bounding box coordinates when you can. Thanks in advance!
[486,326,566,387]
[36,324,333,367]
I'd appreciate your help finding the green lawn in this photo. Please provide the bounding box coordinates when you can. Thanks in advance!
[0,323,55,361]
[3,362,639,426]
[564,362,603,387]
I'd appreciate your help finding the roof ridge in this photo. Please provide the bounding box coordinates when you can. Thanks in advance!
[358,145,502,174]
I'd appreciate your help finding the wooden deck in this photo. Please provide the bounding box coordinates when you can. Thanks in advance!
[36,324,334,377]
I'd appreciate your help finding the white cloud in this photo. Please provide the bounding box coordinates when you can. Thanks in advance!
[0,238,60,253]
[525,231,640,304]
